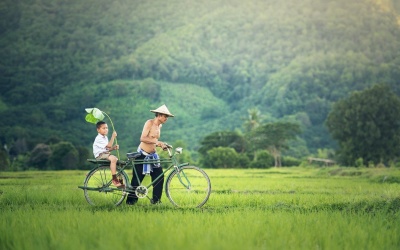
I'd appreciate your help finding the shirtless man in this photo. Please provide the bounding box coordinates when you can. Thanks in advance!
[126,104,174,205]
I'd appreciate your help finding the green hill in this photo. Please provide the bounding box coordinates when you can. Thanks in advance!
[1,0,400,159]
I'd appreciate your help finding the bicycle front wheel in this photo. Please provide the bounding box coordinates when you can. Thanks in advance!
[83,166,129,206]
[165,166,211,208]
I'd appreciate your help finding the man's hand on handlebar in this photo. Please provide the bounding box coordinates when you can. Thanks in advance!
[158,142,172,150]
[162,143,173,150]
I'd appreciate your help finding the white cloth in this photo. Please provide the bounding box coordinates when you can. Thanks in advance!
[93,133,109,158]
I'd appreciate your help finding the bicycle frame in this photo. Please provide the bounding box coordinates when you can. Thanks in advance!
[84,146,189,193]
[123,156,189,193]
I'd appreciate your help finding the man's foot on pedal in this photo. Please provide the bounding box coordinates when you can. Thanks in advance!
[112,179,125,189]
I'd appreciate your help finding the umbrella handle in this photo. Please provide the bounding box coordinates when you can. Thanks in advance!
[102,111,120,159]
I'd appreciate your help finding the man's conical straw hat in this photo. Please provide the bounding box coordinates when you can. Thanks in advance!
[150,104,174,117]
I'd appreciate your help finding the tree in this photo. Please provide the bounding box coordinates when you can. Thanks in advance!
[76,146,91,169]
[326,84,400,166]
[249,122,301,167]
[0,148,9,171]
[198,131,246,155]
[242,108,262,132]
[47,142,79,170]
[28,143,52,170]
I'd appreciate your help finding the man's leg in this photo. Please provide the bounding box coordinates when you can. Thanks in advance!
[126,155,145,205]
[151,167,164,203]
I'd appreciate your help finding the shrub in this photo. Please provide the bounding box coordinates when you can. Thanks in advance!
[28,143,52,170]
[282,156,301,167]
[354,157,364,168]
[249,150,273,169]
[47,142,79,170]
[237,153,250,168]
[205,147,239,168]
[376,162,386,168]
[10,154,29,171]
[76,146,91,169]
[0,149,10,170]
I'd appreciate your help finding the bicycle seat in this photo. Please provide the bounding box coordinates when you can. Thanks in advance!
[127,152,142,159]
[86,159,127,165]
[87,159,109,164]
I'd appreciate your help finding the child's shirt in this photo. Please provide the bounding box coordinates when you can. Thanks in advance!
[93,133,109,158]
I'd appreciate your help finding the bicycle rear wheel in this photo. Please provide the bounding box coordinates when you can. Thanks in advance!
[83,166,129,206]
[165,166,211,208]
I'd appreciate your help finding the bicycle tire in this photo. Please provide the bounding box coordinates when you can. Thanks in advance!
[83,166,129,206]
[165,165,211,208]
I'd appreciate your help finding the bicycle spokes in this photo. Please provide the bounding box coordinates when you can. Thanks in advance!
[165,166,211,208]
[83,166,129,206]
[177,171,192,189]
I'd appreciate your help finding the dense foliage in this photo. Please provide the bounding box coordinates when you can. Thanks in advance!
[197,120,302,168]
[1,0,400,169]
[326,84,400,166]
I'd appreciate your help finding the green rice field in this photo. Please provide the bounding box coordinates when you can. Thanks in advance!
[1,167,400,250]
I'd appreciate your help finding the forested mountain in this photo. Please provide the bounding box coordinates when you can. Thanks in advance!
[1,0,400,160]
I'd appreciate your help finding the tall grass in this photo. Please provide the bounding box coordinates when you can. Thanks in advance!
[1,167,400,249]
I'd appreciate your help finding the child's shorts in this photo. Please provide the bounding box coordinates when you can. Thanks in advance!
[96,152,110,160]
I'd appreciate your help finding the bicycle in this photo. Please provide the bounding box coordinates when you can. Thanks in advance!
[78,144,211,208]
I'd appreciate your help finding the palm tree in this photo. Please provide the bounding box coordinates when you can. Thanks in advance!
[243,108,262,132]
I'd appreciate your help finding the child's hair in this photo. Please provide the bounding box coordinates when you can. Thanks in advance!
[96,121,106,129]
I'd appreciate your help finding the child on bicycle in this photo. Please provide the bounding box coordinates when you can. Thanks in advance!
[93,121,124,188]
